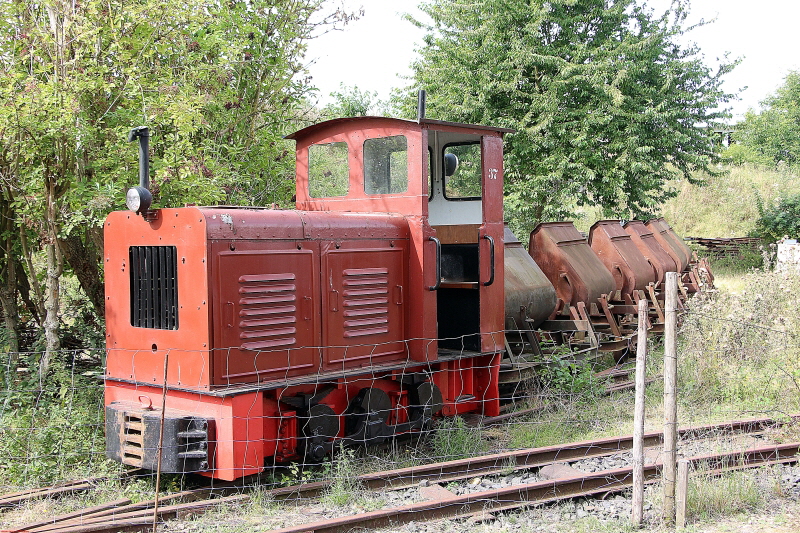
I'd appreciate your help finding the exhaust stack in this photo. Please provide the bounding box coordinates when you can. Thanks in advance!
[126,126,153,215]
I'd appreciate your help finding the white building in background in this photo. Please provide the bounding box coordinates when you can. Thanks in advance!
[776,239,800,273]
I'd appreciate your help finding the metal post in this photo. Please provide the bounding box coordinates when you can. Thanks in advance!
[676,459,690,528]
[631,298,649,527]
[663,271,679,524]
[153,351,169,533]
[416,90,426,122]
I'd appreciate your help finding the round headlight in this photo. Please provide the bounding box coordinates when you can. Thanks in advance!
[126,186,152,214]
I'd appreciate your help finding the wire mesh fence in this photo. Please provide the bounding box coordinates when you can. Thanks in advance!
[1,268,799,531]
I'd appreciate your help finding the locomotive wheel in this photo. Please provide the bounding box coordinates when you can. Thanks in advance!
[345,387,392,445]
[300,403,339,461]
[409,382,443,426]
[415,382,443,415]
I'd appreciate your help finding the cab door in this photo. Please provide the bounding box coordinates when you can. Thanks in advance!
[478,135,505,355]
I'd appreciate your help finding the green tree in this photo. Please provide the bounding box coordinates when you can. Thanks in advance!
[0,0,350,371]
[400,0,736,235]
[735,71,800,166]
[755,193,800,242]
[324,84,382,118]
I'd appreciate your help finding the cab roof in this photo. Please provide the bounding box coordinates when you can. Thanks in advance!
[286,116,514,141]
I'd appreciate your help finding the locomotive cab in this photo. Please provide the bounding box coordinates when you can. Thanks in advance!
[290,117,511,359]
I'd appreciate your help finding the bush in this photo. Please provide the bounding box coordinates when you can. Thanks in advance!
[0,355,116,488]
[721,144,772,167]
[709,247,764,274]
[755,192,800,242]
[538,356,604,401]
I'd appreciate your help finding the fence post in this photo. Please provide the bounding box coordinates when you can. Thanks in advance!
[153,351,170,533]
[663,271,679,525]
[631,297,649,527]
[676,459,690,528]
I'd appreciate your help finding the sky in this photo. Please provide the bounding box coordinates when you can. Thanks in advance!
[305,0,800,122]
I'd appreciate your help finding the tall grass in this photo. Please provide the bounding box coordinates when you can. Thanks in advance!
[677,270,800,422]
[570,164,800,237]
[430,416,489,460]
[687,470,764,520]
[662,164,800,238]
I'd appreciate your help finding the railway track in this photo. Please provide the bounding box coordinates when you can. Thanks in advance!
[2,414,797,533]
[269,443,800,533]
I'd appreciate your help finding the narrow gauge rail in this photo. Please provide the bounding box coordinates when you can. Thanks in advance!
[0,479,101,509]
[249,413,799,499]
[3,415,796,533]
[270,443,800,533]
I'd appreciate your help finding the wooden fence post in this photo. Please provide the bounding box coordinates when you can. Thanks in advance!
[631,298,649,527]
[663,271,679,525]
[676,459,690,528]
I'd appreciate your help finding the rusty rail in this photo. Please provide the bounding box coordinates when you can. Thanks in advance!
[5,494,248,533]
[3,415,797,533]
[265,414,798,501]
[356,415,793,491]
[0,478,105,509]
[270,443,800,533]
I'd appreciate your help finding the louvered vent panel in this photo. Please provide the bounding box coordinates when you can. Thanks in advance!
[341,268,389,338]
[129,246,178,330]
[121,413,144,467]
[238,273,297,350]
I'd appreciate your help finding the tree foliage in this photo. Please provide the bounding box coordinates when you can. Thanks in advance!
[323,84,382,118]
[755,193,800,242]
[735,71,800,167]
[0,0,348,363]
[401,0,736,235]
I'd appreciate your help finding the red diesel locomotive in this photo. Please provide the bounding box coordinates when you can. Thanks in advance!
[104,116,517,480]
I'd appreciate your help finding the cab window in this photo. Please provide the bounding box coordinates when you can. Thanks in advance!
[364,135,408,195]
[309,141,349,198]
[443,142,481,199]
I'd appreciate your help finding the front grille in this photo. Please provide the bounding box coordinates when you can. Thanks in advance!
[129,246,178,329]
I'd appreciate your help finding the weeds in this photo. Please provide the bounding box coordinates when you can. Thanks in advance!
[0,382,117,488]
[686,469,764,521]
[708,247,765,275]
[320,446,365,507]
[677,270,800,419]
[246,483,277,512]
[430,416,488,461]
[537,356,605,402]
